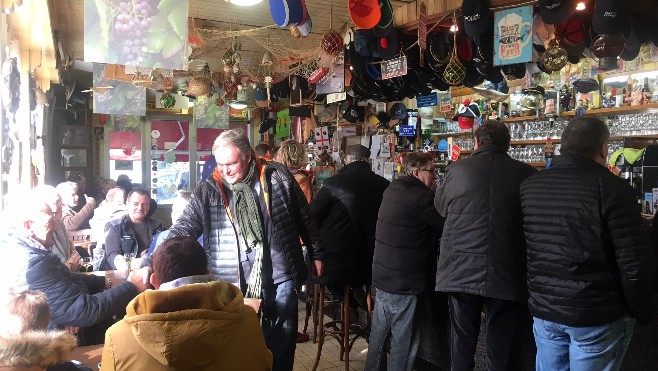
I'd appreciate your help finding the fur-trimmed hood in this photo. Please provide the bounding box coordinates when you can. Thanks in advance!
[0,331,77,369]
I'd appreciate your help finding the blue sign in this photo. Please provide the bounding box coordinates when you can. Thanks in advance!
[398,125,416,137]
[417,92,439,107]
[493,6,533,66]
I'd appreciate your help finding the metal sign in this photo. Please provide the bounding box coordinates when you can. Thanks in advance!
[381,56,408,80]
[417,92,439,107]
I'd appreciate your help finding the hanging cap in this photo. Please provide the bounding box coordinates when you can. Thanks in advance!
[538,0,575,25]
[390,102,407,119]
[592,0,625,35]
[349,0,381,30]
[462,0,490,38]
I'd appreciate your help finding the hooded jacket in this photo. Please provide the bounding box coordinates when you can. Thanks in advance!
[101,280,272,371]
[0,331,78,371]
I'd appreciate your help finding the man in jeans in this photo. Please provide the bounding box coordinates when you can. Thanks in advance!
[521,117,655,370]
[365,153,443,371]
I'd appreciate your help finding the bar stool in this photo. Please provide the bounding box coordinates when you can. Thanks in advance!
[312,284,372,371]
[301,283,319,342]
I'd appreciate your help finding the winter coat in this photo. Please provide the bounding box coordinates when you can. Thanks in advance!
[372,176,443,295]
[309,161,389,286]
[0,230,138,329]
[0,331,79,371]
[101,281,272,371]
[104,214,163,269]
[61,203,94,232]
[170,159,322,287]
[521,154,655,326]
[434,144,536,302]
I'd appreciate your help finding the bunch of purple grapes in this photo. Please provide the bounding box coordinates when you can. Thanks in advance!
[110,0,159,66]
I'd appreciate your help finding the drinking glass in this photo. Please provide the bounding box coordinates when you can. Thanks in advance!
[124,252,137,271]
[80,257,93,272]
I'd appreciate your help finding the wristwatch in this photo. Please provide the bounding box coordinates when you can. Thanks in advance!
[105,276,112,290]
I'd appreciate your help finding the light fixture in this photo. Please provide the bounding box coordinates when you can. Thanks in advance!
[224,0,263,6]
[576,1,586,10]
[228,101,248,109]
[450,24,459,32]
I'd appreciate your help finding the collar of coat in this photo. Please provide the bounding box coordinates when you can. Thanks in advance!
[472,144,509,156]
[549,154,607,171]
[0,331,76,368]
[339,161,372,174]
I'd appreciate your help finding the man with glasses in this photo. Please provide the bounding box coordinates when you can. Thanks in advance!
[366,152,444,371]
[434,120,537,371]
[170,129,323,371]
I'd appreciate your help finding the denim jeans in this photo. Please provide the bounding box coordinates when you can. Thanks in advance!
[533,316,636,371]
[261,279,298,371]
[365,289,420,371]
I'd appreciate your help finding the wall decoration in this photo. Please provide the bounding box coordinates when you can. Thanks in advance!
[493,6,533,66]
[84,0,189,69]
[276,109,291,139]
[195,93,229,129]
[93,64,146,116]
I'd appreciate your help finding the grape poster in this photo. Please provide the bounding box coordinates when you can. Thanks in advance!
[93,63,146,116]
[84,0,189,69]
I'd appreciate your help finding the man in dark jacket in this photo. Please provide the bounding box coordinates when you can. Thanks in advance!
[104,188,163,270]
[170,129,323,371]
[309,144,389,294]
[521,117,655,371]
[0,193,151,332]
[366,152,444,371]
[435,120,536,371]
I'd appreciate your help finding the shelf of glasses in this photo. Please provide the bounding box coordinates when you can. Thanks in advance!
[431,131,473,138]
[561,103,658,117]
[511,139,560,145]
[609,134,658,141]
[500,115,541,123]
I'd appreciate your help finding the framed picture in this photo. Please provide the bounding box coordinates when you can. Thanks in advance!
[60,125,89,146]
[61,149,87,167]
[315,166,335,188]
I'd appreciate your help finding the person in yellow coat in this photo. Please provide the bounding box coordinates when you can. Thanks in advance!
[101,236,272,371]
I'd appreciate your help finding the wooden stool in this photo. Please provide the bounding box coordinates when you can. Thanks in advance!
[312,284,372,371]
[301,283,320,342]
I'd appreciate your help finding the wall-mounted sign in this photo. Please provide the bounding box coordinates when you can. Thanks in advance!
[417,92,438,107]
[398,125,416,137]
[381,56,408,79]
[493,6,533,66]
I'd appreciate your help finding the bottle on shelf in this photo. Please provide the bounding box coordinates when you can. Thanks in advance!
[642,77,652,105]
[545,137,554,162]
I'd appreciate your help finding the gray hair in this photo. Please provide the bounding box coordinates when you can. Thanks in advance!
[212,129,254,159]
[56,181,78,195]
[105,187,126,204]
[31,185,60,209]
[401,152,433,176]
[345,155,370,164]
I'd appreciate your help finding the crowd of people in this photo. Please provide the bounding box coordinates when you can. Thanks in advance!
[0,119,656,371]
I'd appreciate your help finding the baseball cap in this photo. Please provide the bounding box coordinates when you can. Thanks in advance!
[620,29,640,61]
[342,105,361,123]
[374,0,394,37]
[462,0,489,38]
[354,29,376,57]
[538,0,576,25]
[349,0,381,30]
[376,28,399,61]
[270,0,304,27]
[592,0,625,35]
[390,102,407,120]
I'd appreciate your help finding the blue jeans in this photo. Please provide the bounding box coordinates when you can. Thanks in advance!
[261,280,298,371]
[533,316,636,371]
[365,289,420,371]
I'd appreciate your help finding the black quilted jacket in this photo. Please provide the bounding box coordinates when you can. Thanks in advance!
[170,160,323,287]
[521,155,655,326]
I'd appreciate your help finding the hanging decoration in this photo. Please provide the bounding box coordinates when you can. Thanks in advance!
[159,77,176,108]
[443,12,466,86]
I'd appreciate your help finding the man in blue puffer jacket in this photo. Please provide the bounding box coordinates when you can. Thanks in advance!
[0,191,151,333]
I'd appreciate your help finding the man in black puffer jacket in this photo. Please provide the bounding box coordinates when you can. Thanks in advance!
[521,117,655,371]
[170,129,323,371]
[435,120,536,371]
[366,152,444,371]
[0,192,151,333]
[309,144,389,294]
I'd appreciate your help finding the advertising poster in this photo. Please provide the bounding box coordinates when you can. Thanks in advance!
[493,6,533,66]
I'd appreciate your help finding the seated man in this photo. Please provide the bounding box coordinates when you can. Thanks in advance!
[56,181,96,231]
[0,290,83,370]
[104,188,163,270]
[0,193,151,332]
[101,236,272,371]
[89,186,127,244]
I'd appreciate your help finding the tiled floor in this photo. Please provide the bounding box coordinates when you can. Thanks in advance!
[293,300,369,371]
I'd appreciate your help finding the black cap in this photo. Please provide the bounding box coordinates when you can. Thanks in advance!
[620,28,640,61]
[593,0,625,35]
[342,105,361,123]
[462,0,490,38]
[539,0,575,25]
